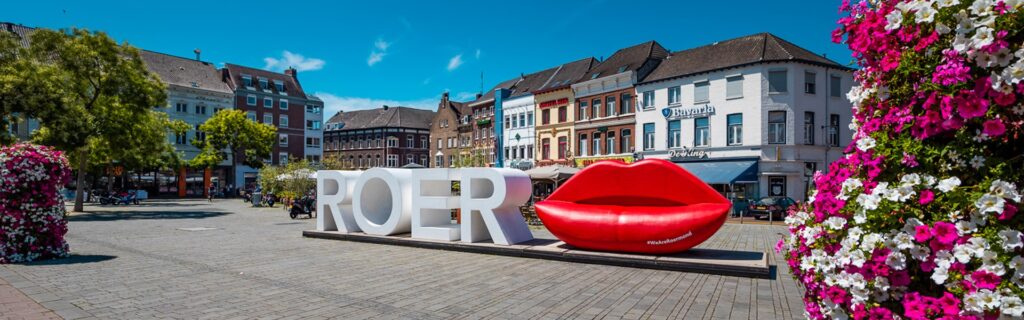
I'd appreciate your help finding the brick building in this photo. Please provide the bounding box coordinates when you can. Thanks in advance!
[429,92,474,167]
[323,106,435,169]
[221,64,323,187]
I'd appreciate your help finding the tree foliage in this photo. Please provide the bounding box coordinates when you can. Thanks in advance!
[190,109,277,169]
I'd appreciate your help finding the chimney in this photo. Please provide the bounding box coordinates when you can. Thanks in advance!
[193,48,201,61]
[285,67,297,79]
[383,105,389,110]
[442,92,449,105]
[475,93,483,99]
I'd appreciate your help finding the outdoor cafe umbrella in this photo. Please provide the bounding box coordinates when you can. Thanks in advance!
[401,163,426,169]
[524,165,579,188]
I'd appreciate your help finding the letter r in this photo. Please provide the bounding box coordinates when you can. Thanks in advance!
[316,170,362,232]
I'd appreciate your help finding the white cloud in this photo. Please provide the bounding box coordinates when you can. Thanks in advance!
[368,38,391,67]
[447,54,464,71]
[316,92,437,117]
[475,49,481,59]
[263,51,325,72]
[454,91,478,101]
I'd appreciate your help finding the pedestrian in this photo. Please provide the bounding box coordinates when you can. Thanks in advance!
[208,185,215,202]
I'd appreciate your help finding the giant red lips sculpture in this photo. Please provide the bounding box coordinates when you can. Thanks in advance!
[534,159,730,254]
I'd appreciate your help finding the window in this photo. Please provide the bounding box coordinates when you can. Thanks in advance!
[274,80,285,93]
[542,109,550,125]
[668,120,681,148]
[505,147,511,160]
[279,134,289,147]
[247,111,256,121]
[527,144,533,159]
[387,137,398,147]
[246,95,256,106]
[505,116,511,129]
[769,111,787,144]
[280,115,289,128]
[527,112,533,126]
[592,133,602,156]
[519,114,526,127]
[769,70,788,93]
[406,136,413,148]
[194,124,206,142]
[769,176,787,197]
[387,155,398,167]
[264,114,273,125]
[579,101,588,120]
[406,155,414,165]
[279,100,288,110]
[306,104,321,114]
[558,137,568,159]
[606,96,616,117]
[436,155,444,167]
[726,75,743,99]
[804,71,817,94]
[620,93,632,114]
[541,138,550,160]
[279,152,289,165]
[259,78,269,90]
[592,99,602,117]
[420,136,427,149]
[694,81,710,103]
[727,113,743,146]
[437,138,443,149]
[558,106,567,123]
[643,123,655,150]
[606,131,616,154]
[306,120,322,130]
[804,112,815,145]
[264,97,273,108]
[694,117,709,147]
[668,86,681,105]
[420,155,427,166]
[306,137,321,147]
[175,132,187,144]
[620,129,631,153]
[642,91,655,109]
[242,75,252,88]
[829,114,841,146]
[830,75,842,97]
[579,134,588,156]
[175,102,188,113]
[214,107,223,114]
[448,155,454,167]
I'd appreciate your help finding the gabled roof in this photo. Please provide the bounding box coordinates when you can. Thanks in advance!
[534,57,598,93]
[140,50,231,94]
[326,106,436,131]
[508,66,559,98]
[468,77,521,106]
[641,33,851,84]
[585,40,669,81]
[223,63,308,99]
[0,22,34,48]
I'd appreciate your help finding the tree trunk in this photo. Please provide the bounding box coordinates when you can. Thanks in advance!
[73,148,87,212]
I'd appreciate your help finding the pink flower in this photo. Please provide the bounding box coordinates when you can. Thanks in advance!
[957,95,989,120]
[982,119,1006,137]
[931,222,958,245]
[970,270,1001,290]
[919,190,934,205]
[902,152,919,167]
[915,225,932,243]
[999,203,1018,221]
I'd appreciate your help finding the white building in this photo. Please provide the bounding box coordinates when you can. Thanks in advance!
[633,33,854,205]
[500,67,558,170]
[304,96,324,164]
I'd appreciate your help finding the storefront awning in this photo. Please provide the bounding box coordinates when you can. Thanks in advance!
[676,160,759,184]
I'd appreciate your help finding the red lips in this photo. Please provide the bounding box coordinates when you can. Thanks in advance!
[535,159,730,254]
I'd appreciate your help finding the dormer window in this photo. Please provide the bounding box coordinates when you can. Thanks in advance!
[242,75,253,88]
[274,80,285,92]
[590,73,600,79]
[617,65,628,73]
[259,78,269,90]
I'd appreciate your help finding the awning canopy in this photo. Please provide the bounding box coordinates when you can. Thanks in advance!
[676,160,758,184]
[525,165,580,182]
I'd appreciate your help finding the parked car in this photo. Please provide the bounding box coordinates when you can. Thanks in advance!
[748,197,797,220]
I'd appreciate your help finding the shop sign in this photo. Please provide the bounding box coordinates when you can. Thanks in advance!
[539,98,569,109]
[574,155,634,167]
[662,104,715,119]
[668,147,709,161]
[316,168,534,245]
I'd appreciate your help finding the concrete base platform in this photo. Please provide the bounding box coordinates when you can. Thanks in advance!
[303,230,770,278]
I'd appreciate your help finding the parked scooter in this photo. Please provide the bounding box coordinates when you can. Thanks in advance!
[97,191,120,205]
[289,195,316,219]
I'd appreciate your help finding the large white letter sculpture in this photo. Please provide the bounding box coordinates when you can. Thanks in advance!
[316,170,362,232]
[315,168,534,245]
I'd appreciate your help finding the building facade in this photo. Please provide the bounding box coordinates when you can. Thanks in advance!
[532,57,597,167]
[222,64,314,188]
[323,106,435,169]
[465,78,519,167]
[304,96,325,164]
[572,41,669,167]
[500,67,559,170]
[634,33,854,203]
[429,92,474,167]
[140,50,235,197]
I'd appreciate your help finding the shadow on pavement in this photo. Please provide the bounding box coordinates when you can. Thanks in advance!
[19,254,117,266]
[68,210,231,221]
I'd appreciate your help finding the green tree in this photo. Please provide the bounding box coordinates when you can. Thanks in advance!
[191,109,277,186]
[1,28,171,212]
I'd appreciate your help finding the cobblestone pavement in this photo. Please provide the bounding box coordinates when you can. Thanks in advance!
[0,199,805,319]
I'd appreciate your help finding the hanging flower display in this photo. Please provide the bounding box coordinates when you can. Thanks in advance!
[0,143,71,263]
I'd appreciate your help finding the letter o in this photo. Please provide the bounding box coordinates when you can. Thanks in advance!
[352,168,412,235]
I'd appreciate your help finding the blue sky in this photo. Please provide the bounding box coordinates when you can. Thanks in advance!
[4,0,852,116]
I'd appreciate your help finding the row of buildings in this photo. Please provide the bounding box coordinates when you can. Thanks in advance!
[414,33,853,201]
[3,22,324,197]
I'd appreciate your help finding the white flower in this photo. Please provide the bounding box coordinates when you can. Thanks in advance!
[935,22,952,34]
[824,217,847,230]
[970,0,994,17]
[900,173,921,187]
[839,178,863,200]
[856,136,876,152]
[937,177,961,192]
[1000,229,1024,251]
[849,249,867,268]
[976,194,1006,214]
[885,10,904,31]
[886,251,907,270]
[915,5,938,23]
[856,193,881,211]
[1002,296,1024,317]
[953,244,973,263]
[894,232,915,250]
[990,180,1021,202]
[910,245,931,261]
[904,218,924,234]
[862,233,884,251]
[970,155,986,169]
[936,0,960,7]
[956,220,977,235]
[888,185,915,203]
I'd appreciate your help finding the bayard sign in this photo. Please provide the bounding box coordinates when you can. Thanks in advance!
[316,168,534,245]
[662,104,715,119]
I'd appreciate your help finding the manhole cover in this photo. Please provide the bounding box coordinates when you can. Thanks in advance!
[177,227,220,231]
